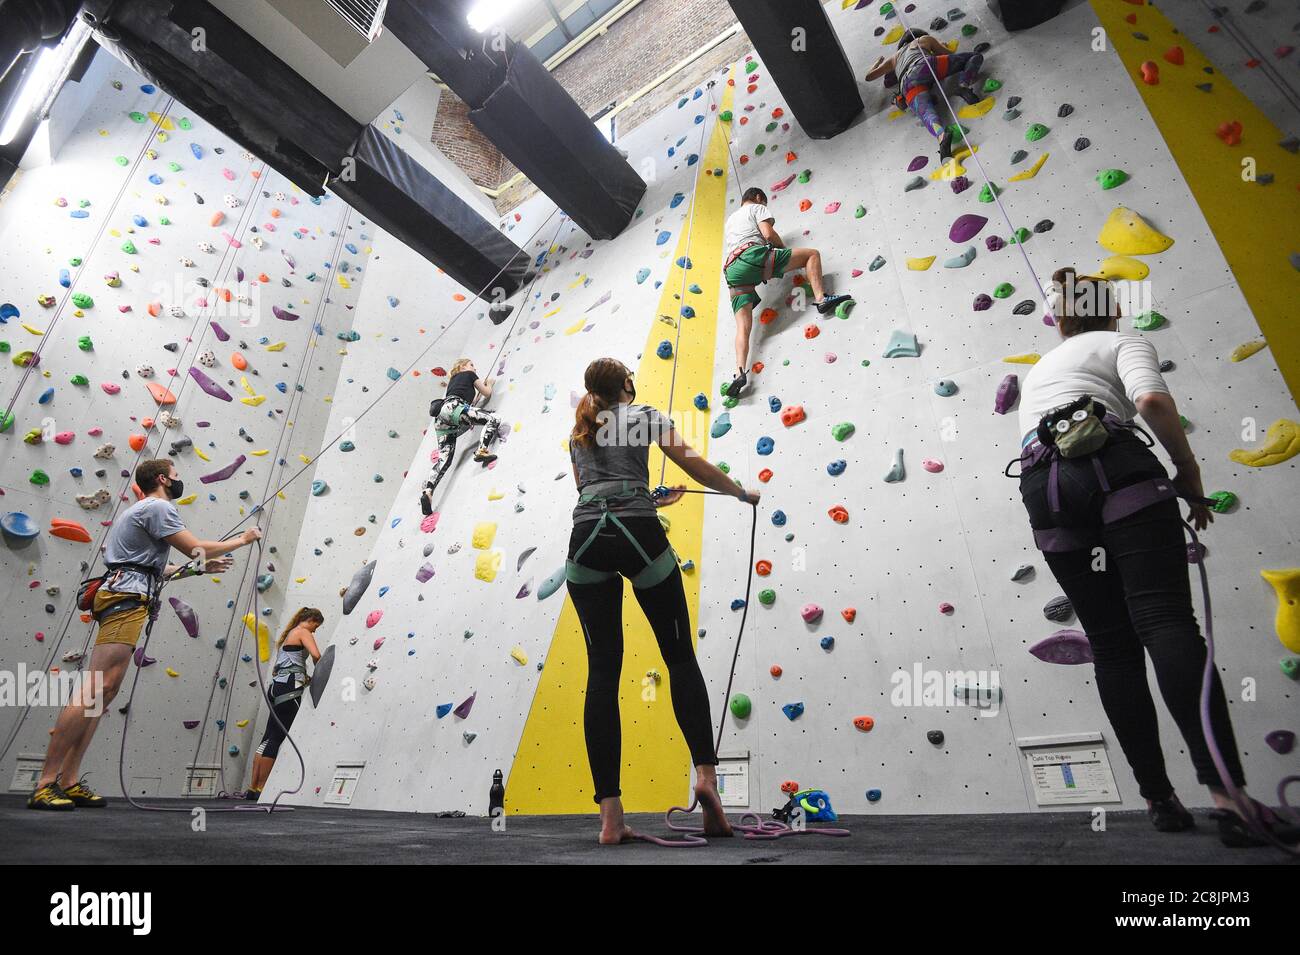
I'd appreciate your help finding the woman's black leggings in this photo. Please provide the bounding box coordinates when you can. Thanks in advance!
[256,680,300,760]
[1019,431,1244,801]
[567,516,717,803]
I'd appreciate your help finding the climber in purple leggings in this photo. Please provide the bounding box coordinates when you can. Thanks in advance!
[865,29,984,161]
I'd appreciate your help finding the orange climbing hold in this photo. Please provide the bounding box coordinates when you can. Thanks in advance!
[780,405,806,427]
[453,293,466,301]
[1163,46,1184,66]
[773,108,784,119]
[128,434,146,452]
[751,362,764,374]
[758,468,773,483]
[780,780,799,794]
[146,381,176,405]
[803,323,820,339]
[798,199,812,212]
[147,301,162,317]
[755,560,772,576]
[759,307,778,324]
[784,150,796,163]
[1139,61,1159,84]
[1124,13,1136,24]
[231,352,248,370]
[770,665,783,678]
[210,211,225,227]
[828,504,849,524]
[841,607,857,623]
[1216,120,1243,145]
[50,519,92,543]
[141,416,155,430]
[853,716,875,732]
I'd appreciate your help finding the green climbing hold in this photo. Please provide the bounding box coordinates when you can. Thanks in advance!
[994,282,1015,298]
[961,23,977,36]
[0,411,12,433]
[759,588,776,606]
[745,60,759,74]
[1282,658,1299,680]
[71,293,93,309]
[880,2,893,14]
[1132,310,1165,331]
[168,161,181,172]
[719,110,733,122]
[835,300,854,319]
[854,205,866,219]
[832,422,856,441]
[77,335,93,351]
[68,257,82,266]
[718,462,730,474]
[723,396,738,409]
[159,216,170,225]
[0,341,8,352]
[945,122,969,140]
[1179,415,1190,430]
[1009,227,1032,244]
[1208,491,1237,513]
[983,78,1002,93]
[1026,123,1049,142]
[979,182,1001,203]
[798,169,812,184]
[1097,168,1129,190]
[754,144,766,155]
[71,374,88,386]
[128,111,146,123]
[121,240,137,254]
[178,117,192,130]
[765,122,778,133]
[861,360,870,367]
[729,694,752,719]
[114,156,129,166]
[30,469,50,486]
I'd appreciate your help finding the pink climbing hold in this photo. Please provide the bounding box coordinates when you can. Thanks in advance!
[851,268,864,277]
[922,458,944,473]
[421,512,440,533]
[366,610,383,629]
[824,202,841,214]
[949,214,988,243]
[54,431,75,445]
[1030,629,1094,665]
[939,602,954,615]
[801,603,824,624]
[373,636,385,650]
[101,383,121,395]
[771,173,796,192]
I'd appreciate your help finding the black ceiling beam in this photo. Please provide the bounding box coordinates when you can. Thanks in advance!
[75,0,529,300]
[385,0,644,240]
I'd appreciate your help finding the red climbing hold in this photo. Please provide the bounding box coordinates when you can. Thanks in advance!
[1163,46,1184,66]
[841,607,857,623]
[773,108,784,119]
[759,308,777,324]
[1139,61,1159,85]
[1124,13,1136,24]
[1216,120,1243,145]
[853,716,875,732]
[756,560,772,576]
[780,405,805,427]
[1244,58,1260,68]
[828,504,849,524]
[785,150,797,163]
[751,362,764,374]
[803,323,820,339]
[770,665,783,678]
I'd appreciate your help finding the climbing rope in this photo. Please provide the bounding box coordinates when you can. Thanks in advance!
[1192,0,1300,120]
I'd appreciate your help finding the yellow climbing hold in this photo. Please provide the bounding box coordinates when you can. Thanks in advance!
[1230,340,1267,362]
[487,488,504,501]
[1007,152,1049,182]
[175,494,197,505]
[243,613,271,662]
[1229,419,1300,467]
[337,275,351,289]
[250,449,269,457]
[165,667,180,677]
[1098,207,1174,256]
[472,521,498,549]
[888,109,905,121]
[545,307,562,319]
[266,341,286,352]
[241,395,266,407]
[474,550,502,582]
[299,454,312,464]
[883,25,904,44]
[568,274,587,289]
[564,316,587,335]
[1003,353,1041,364]
[510,645,529,666]
[1094,255,1150,281]
[194,448,211,462]
[1261,569,1300,653]
[236,719,250,728]
[907,256,937,271]
[957,97,997,119]
[22,323,44,335]
[930,145,977,180]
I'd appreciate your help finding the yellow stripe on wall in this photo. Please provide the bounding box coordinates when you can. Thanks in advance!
[508,70,737,814]
[1089,0,1300,402]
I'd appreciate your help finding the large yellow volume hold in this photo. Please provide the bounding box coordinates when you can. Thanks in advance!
[1098,207,1174,255]
[1260,569,1300,653]
[243,613,270,662]
[1229,419,1300,467]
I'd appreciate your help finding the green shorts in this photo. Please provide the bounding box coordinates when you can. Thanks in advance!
[726,245,792,313]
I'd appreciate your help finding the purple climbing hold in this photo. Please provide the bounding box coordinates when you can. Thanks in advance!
[951,176,972,194]
[189,366,233,402]
[210,321,230,342]
[1029,629,1093,665]
[995,374,1019,414]
[973,293,992,311]
[1265,730,1295,754]
[453,691,476,719]
[168,596,200,638]
[908,155,929,172]
[272,305,299,321]
[949,213,988,243]
[415,562,435,582]
[199,454,247,484]
[985,235,1006,252]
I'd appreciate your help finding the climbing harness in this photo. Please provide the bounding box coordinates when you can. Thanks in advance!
[722,240,779,305]
[565,482,679,590]
[75,562,161,618]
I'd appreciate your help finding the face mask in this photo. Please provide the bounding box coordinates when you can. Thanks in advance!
[165,477,184,500]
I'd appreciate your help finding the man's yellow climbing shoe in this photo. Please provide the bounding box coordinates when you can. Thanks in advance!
[61,777,107,808]
[28,783,75,811]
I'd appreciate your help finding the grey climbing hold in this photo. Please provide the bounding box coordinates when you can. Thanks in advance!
[1033,219,1054,234]
[1279,136,1299,154]
[944,246,977,268]
[1013,299,1036,315]
[1010,149,1028,164]
[1006,96,1021,109]
[869,255,887,272]
[342,560,377,615]
[927,730,944,745]
[884,448,905,483]
[1074,137,1090,151]
[934,379,958,397]
[1058,103,1074,118]
[904,176,926,192]
[538,566,567,600]
[1011,563,1034,581]
[517,546,536,571]
[1043,594,1074,622]
[883,330,920,358]
[1003,108,1021,121]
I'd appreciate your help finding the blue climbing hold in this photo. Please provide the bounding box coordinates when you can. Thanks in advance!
[827,459,846,476]
[772,510,787,526]
[436,702,454,718]
[820,636,835,651]
[730,598,746,611]
[710,412,731,438]
[693,393,709,411]
[769,396,782,413]
[756,436,774,455]
[934,379,958,397]
[782,702,805,721]
[59,269,70,288]
[656,340,673,359]
[0,512,39,539]
[680,305,695,319]
[866,789,882,802]
[132,214,148,227]
[636,267,651,284]
[670,192,685,208]
[656,231,671,246]
[190,143,203,159]
[38,387,53,404]
[676,256,692,269]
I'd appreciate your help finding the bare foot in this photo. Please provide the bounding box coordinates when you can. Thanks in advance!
[598,824,638,845]
[694,782,734,838]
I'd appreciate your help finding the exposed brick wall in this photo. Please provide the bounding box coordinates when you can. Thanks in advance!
[429,0,751,214]
[430,92,505,190]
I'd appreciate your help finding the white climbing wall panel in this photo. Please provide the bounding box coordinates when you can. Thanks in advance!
[0,51,370,796]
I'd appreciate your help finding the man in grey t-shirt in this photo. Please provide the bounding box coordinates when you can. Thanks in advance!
[29,459,262,811]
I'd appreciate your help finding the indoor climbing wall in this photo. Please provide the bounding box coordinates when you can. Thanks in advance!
[275,0,1296,819]
[0,49,371,798]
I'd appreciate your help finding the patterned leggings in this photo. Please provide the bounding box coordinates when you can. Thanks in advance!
[900,52,984,138]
